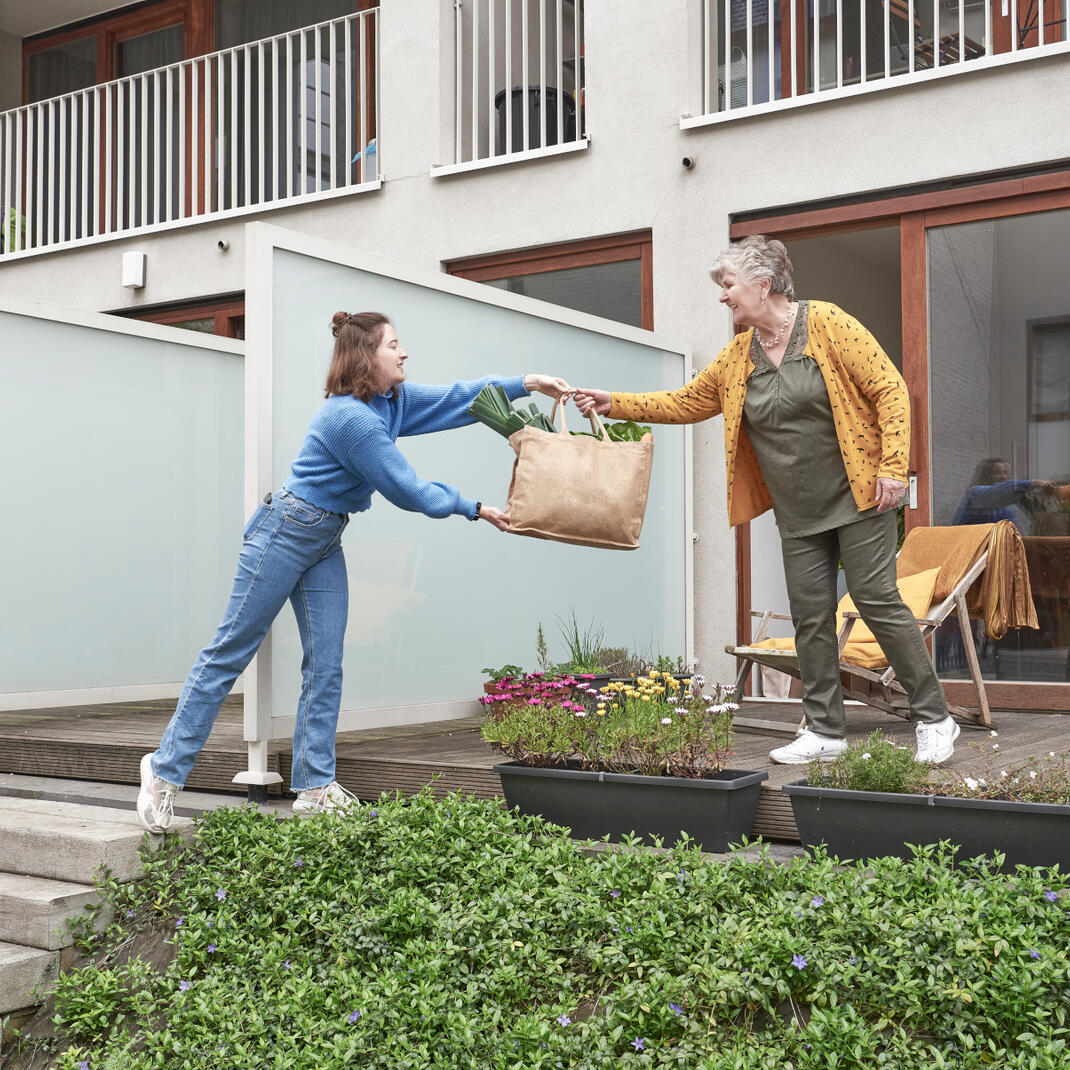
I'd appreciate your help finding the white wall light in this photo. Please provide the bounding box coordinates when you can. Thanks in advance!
[122,251,146,289]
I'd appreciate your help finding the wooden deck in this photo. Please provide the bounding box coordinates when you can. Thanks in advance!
[0,698,1066,842]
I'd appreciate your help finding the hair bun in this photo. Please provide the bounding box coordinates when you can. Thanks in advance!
[330,311,350,337]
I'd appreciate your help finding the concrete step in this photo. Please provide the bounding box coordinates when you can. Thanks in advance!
[0,771,293,819]
[0,796,191,884]
[0,873,104,951]
[0,941,60,1015]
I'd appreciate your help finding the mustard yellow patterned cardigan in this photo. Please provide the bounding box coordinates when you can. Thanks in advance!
[609,300,910,528]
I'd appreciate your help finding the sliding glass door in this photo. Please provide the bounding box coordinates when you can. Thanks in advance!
[927,207,1070,693]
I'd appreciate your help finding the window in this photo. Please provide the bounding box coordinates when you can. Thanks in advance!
[117,295,245,339]
[22,0,198,104]
[446,232,652,330]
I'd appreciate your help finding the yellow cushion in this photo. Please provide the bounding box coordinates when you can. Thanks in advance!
[751,567,941,669]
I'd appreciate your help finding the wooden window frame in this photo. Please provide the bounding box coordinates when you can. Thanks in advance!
[22,0,212,105]
[123,294,245,337]
[446,231,655,331]
[730,167,1070,710]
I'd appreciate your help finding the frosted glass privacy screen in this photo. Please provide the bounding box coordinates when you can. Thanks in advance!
[0,305,243,700]
[258,241,690,726]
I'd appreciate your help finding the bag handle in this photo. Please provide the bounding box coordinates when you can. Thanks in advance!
[550,398,611,443]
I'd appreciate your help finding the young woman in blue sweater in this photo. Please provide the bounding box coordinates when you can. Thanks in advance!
[138,310,572,831]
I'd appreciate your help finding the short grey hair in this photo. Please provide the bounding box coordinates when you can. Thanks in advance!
[709,235,795,301]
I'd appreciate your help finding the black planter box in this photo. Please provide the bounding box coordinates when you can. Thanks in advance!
[783,780,1070,871]
[495,763,768,853]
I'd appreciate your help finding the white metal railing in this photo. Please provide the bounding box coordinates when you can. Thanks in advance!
[0,10,379,259]
[688,0,1069,125]
[449,0,586,169]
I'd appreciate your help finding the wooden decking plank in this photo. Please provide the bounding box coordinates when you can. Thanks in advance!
[0,698,1066,844]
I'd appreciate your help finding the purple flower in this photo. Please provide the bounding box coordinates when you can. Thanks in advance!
[1030,949,1042,959]
[369,810,378,818]
[668,1002,683,1016]
[207,943,216,953]
[610,889,621,898]
[215,888,227,902]
[78,1063,90,1070]
[283,960,292,970]
[179,980,191,991]
[632,1037,646,1051]
[557,1014,572,1026]
[294,857,303,867]
[848,956,857,966]
[810,895,824,908]
[1044,890,1058,902]
[348,1010,362,1024]
[125,909,135,919]
[677,872,688,884]
[792,954,808,970]
[175,916,184,928]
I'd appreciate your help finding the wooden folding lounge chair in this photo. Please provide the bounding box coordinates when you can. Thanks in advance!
[726,521,1038,735]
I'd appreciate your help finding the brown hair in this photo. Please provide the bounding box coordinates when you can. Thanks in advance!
[324,311,392,401]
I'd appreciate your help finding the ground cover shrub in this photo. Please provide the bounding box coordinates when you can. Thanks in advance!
[29,792,1070,1069]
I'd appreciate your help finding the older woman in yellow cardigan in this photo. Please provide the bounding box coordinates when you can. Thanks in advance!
[574,235,959,765]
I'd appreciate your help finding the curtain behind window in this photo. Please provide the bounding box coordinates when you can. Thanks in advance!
[115,24,185,78]
[215,0,368,49]
[28,37,96,103]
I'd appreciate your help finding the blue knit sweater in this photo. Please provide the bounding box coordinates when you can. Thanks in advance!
[283,375,528,519]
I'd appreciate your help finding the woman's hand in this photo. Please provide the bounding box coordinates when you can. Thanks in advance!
[478,505,511,532]
[875,477,908,513]
[573,388,611,417]
[524,374,574,400]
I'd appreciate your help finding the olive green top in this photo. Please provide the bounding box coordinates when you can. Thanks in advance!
[742,301,877,539]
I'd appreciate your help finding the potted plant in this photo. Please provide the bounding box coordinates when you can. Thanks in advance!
[783,731,1070,871]
[482,673,768,852]
[481,669,582,711]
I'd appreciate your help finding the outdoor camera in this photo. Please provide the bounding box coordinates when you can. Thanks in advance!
[682,155,696,170]
[217,239,230,252]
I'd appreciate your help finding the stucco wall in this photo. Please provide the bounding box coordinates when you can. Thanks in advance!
[1,0,1070,676]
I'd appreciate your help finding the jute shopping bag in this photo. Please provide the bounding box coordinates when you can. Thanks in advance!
[506,404,654,550]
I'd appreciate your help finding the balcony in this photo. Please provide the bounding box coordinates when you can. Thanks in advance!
[0,9,379,259]
[432,0,587,177]
[685,0,1070,126]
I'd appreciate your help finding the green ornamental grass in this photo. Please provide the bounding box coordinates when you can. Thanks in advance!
[27,791,1070,1070]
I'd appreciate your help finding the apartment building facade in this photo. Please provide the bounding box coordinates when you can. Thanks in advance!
[1,0,1068,721]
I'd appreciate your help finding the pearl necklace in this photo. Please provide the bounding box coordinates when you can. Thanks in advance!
[755,304,795,350]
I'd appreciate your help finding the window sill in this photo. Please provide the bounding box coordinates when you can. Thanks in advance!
[430,137,590,178]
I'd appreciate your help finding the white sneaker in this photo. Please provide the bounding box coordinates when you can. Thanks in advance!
[915,716,960,764]
[292,781,359,816]
[137,753,181,834]
[769,729,848,765]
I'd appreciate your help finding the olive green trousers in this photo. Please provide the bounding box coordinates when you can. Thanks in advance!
[780,510,948,739]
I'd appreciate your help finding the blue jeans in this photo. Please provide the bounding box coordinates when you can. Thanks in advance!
[152,490,349,791]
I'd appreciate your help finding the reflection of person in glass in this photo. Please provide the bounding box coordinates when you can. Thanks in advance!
[137,312,573,833]
[574,235,960,767]
[952,457,1052,531]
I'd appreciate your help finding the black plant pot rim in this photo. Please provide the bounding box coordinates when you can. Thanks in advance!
[783,778,1070,816]
[495,762,768,790]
